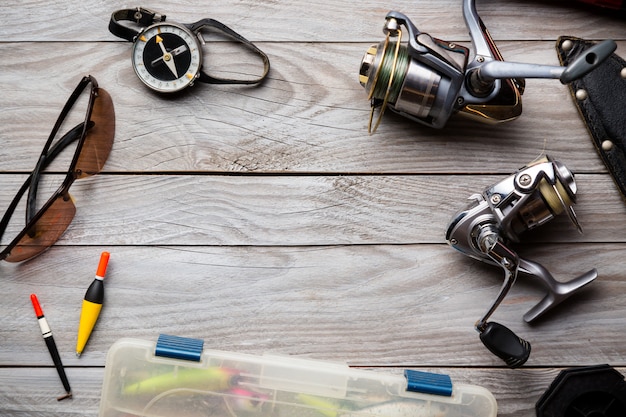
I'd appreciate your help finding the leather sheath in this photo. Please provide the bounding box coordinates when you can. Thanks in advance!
[556,36,626,199]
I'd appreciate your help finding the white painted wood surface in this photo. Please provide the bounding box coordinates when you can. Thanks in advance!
[0,1,625,415]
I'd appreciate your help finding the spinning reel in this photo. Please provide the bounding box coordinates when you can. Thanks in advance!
[445,156,597,368]
[359,0,617,133]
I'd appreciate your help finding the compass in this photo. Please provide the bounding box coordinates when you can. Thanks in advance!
[109,7,270,94]
[131,22,202,93]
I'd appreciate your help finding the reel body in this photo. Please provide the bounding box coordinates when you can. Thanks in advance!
[445,156,597,367]
[359,0,616,132]
[359,13,470,131]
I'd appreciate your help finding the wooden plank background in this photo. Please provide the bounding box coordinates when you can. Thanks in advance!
[0,0,625,415]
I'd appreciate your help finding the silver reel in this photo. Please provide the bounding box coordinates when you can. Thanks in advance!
[445,156,597,367]
[359,0,616,133]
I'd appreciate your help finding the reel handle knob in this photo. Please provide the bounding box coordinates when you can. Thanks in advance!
[560,39,617,83]
[478,321,531,368]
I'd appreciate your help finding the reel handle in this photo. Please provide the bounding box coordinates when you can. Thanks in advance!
[471,39,616,86]
[476,226,531,368]
[479,322,531,368]
[560,39,617,83]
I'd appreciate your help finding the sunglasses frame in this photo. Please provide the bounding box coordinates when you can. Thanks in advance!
[0,75,111,262]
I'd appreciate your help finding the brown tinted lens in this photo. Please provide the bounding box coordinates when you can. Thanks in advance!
[4,194,76,262]
[75,88,115,179]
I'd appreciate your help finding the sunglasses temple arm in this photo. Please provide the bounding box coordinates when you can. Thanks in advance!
[25,123,86,224]
[40,77,93,157]
[0,169,35,246]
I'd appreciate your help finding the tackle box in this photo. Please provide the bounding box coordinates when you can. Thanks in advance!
[98,335,497,417]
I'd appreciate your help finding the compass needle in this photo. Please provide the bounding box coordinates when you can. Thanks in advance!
[154,35,178,78]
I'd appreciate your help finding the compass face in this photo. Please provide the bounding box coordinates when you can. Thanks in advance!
[132,22,202,93]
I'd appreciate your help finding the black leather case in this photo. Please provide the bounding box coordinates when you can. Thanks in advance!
[556,36,626,200]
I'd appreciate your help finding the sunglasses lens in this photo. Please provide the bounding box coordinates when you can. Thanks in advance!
[4,194,76,262]
[74,88,115,179]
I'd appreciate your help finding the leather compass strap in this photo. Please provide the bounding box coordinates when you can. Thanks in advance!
[108,8,165,42]
[556,36,626,199]
[108,8,270,86]
[186,18,270,85]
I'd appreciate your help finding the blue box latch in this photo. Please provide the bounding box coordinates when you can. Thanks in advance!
[404,369,453,397]
[155,334,204,362]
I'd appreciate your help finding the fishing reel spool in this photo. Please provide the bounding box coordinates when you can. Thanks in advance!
[445,156,597,368]
[359,0,617,133]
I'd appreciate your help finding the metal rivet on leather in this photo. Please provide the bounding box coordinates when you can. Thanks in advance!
[602,140,614,151]
[621,67,626,79]
[575,89,588,101]
[561,40,573,52]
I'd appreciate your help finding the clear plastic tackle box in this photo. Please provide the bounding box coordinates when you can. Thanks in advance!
[98,335,497,417]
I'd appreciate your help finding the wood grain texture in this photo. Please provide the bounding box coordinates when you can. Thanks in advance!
[0,245,623,367]
[1,0,625,416]
[1,173,625,245]
[0,0,624,42]
[2,41,625,174]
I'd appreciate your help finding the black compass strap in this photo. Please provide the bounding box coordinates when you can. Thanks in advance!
[108,8,166,42]
[186,18,270,85]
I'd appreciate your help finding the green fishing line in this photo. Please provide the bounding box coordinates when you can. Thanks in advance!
[371,43,409,104]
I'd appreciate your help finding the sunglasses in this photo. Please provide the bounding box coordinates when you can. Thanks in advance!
[0,75,115,262]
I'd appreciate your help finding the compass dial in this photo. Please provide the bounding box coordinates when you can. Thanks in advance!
[132,22,202,93]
